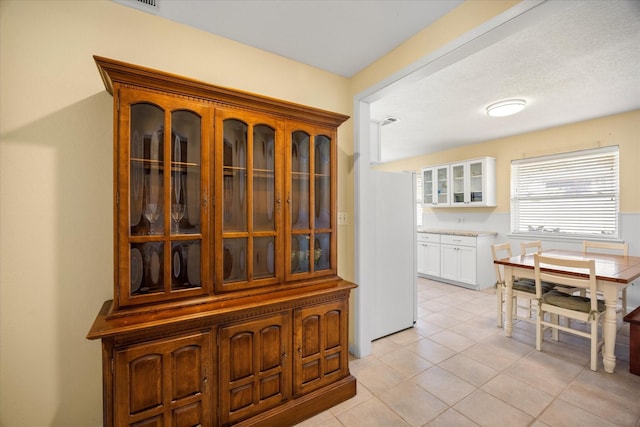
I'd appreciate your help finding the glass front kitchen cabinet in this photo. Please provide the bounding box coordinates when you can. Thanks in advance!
[286,122,337,281]
[118,88,211,309]
[450,157,496,207]
[422,165,450,206]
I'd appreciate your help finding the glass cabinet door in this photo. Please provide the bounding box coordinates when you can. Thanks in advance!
[436,165,450,205]
[468,160,484,203]
[217,110,282,292]
[422,169,433,204]
[451,163,466,205]
[423,166,449,206]
[287,124,336,279]
[120,89,209,308]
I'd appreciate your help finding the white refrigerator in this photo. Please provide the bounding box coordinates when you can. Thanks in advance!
[371,171,417,340]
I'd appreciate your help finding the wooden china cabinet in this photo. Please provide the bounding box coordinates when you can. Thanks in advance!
[87,56,356,427]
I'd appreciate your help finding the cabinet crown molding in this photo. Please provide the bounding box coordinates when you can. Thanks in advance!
[94,55,350,128]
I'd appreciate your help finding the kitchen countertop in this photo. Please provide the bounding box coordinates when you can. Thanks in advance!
[418,229,498,237]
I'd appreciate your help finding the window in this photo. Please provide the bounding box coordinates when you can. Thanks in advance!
[416,172,423,227]
[511,146,619,238]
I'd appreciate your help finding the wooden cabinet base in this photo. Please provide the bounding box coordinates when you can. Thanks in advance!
[89,280,356,426]
[235,375,356,427]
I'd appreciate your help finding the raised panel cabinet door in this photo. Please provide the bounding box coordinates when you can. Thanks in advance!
[293,299,349,396]
[117,87,212,309]
[218,312,291,426]
[114,331,212,427]
[214,108,285,293]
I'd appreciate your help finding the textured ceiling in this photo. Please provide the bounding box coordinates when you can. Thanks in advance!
[370,0,640,161]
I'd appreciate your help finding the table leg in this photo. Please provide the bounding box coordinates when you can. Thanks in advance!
[602,283,618,373]
[504,266,514,338]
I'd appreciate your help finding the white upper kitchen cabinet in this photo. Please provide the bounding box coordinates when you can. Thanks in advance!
[422,165,450,207]
[450,157,496,207]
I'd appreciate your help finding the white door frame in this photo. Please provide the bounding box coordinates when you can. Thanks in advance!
[351,0,560,357]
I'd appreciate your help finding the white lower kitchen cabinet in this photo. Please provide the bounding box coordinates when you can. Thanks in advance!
[417,233,440,277]
[418,230,496,290]
[440,235,477,285]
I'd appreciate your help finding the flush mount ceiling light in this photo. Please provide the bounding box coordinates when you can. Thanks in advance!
[486,99,527,117]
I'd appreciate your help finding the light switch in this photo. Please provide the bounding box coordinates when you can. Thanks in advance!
[337,212,348,225]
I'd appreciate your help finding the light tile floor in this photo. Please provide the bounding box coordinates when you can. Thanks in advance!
[296,278,640,427]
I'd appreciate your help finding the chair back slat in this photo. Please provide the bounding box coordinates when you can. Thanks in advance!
[583,241,628,256]
[534,254,598,311]
[521,240,543,255]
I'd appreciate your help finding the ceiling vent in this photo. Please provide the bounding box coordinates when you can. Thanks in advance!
[113,0,160,14]
[380,116,399,126]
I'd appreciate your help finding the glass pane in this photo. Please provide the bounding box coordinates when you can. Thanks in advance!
[130,241,164,295]
[171,110,201,235]
[423,170,433,201]
[130,103,164,236]
[223,119,248,231]
[314,233,331,271]
[452,165,464,203]
[470,162,483,202]
[291,131,310,230]
[171,240,201,290]
[253,125,275,231]
[437,167,448,204]
[291,234,310,274]
[314,175,330,229]
[223,238,247,283]
[314,136,331,229]
[253,236,275,279]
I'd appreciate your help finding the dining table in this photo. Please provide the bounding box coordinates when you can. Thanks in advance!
[494,248,640,373]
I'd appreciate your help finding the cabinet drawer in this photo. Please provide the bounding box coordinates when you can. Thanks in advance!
[441,235,476,247]
[417,233,440,243]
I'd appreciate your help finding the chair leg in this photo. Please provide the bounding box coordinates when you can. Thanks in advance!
[551,313,559,341]
[497,285,503,328]
[621,289,627,316]
[536,310,543,351]
[590,320,598,371]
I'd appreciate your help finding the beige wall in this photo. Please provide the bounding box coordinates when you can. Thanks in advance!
[374,110,640,213]
[0,1,350,426]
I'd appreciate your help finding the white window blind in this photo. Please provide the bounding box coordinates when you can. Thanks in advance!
[416,172,423,227]
[511,146,619,238]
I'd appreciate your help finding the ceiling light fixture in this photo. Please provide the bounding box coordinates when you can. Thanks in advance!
[486,99,526,117]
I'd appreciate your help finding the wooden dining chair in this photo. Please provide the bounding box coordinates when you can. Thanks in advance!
[520,240,577,296]
[492,242,553,328]
[583,241,629,315]
[520,240,543,255]
[534,253,605,371]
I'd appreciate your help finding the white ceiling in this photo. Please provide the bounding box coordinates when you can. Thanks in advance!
[116,0,640,163]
